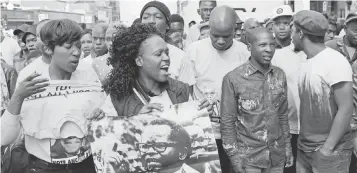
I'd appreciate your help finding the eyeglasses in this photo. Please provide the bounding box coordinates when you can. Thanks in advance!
[136,142,178,153]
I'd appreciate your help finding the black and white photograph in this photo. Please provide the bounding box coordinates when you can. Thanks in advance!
[89,101,221,173]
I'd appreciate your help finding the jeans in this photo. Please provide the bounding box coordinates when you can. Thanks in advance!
[284,134,298,173]
[245,162,284,173]
[296,148,352,173]
[216,139,232,173]
[24,155,96,173]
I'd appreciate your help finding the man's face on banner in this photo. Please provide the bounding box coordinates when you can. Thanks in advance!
[138,125,182,171]
[185,125,208,154]
[194,117,217,151]
[60,137,83,155]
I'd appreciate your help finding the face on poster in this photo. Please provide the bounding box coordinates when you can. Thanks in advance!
[89,102,221,173]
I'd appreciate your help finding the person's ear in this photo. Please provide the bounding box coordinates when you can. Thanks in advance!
[178,147,188,161]
[197,9,200,15]
[43,45,53,55]
[135,56,143,67]
[299,31,304,39]
[247,43,252,51]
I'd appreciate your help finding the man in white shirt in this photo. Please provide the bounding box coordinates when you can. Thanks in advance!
[272,42,307,173]
[186,6,250,172]
[186,0,217,47]
[1,28,20,66]
[292,10,353,173]
[140,1,195,86]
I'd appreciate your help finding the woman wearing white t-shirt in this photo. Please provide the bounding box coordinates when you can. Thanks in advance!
[1,19,104,173]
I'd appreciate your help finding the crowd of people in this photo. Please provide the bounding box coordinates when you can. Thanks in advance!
[1,0,357,173]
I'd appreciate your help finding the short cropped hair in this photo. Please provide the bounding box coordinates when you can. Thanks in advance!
[199,0,217,7]
[40,19,83,51]
[82,29,92,37]
[149,118,192,156]
[92,23,109,34]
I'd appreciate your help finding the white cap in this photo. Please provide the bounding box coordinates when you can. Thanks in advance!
[271,5,293,21]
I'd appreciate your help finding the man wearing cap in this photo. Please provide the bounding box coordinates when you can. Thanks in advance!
[140,0,195,86]
[186,0,217,47]
[326,10,357,171]
[271,5,293,49]
[291,10,353,173]
[186,6,250,173]
[13,24,30,57]
[13,24,31,71]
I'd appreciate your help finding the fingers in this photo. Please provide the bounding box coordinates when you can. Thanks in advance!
[146,103,163,112]
[285,156,294,167]
[28,78,49,86]
[24,72,41,81]
[33,88,46,94]
[30,83,50,90]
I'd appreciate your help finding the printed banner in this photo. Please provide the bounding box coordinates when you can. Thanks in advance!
[89,101,222,173]
[19,81,106,164]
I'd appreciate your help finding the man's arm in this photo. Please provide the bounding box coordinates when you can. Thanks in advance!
[323,81,353,151]
[278,73,291,149]
[220,75,241,168]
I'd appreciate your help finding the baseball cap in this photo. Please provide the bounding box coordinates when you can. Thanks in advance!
[293,10,328,37]
[271,5,293,21]
[13,24,30,36]
[345,10,357,25]
[22,25,37,43]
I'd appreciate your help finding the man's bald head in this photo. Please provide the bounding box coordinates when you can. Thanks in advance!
[209,5,236,33]
[243,18,261,31]
[247,27,274,44]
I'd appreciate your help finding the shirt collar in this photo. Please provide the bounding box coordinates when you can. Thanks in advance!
[135,80,169,97]
[246,58,274,76]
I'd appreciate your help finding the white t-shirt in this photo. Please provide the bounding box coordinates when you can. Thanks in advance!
[149,90,173,111]
[187,38,250,139]
[167,44,195,86]
[185,24,201,47]
[16,57,93,86]
[298,47,352,151]
[16,57,48,85]
[272,45,307,134]
[0,36,21,66]
[3,60,102,163]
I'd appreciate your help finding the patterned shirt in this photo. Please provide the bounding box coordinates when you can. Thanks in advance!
[221,60,291,168]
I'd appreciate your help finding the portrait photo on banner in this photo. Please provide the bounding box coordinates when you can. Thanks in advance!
[88,101,221,173]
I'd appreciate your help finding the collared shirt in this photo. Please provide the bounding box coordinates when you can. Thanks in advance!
[221,60,291,168]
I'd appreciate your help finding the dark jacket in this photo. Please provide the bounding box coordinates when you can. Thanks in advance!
[111,78,191,117]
